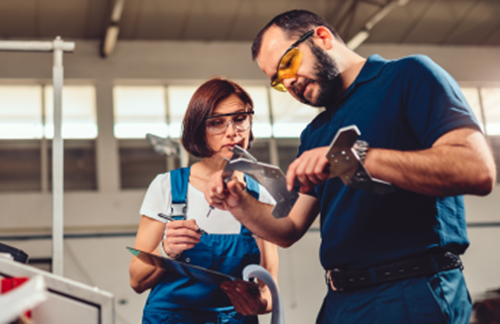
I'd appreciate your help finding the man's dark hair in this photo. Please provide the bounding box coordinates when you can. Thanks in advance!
[251,10,342,60]
[181,77,254,158]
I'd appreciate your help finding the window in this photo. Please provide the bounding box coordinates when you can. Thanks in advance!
[167,86,197,138]
[461,87,485,132]
[481,88,500,136]
[480,88,500,182]
[119,139,169,189]
[245,86,272,138]
[44,85,97,139]
[0,84,98,192]
[270,90,320,138]
[0,85,43,139]
[248,139,271,164]
[462,86,500,183]
[0,140,41,192]
[114,85,187,189]
[113,86,167,139]
[276,138,300,172]
[48,140,97,191]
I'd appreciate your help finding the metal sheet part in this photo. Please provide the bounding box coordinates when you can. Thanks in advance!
[146,133,180,157]
[326,125,394,195]
[325,125,361,183]
[222,146,299,219]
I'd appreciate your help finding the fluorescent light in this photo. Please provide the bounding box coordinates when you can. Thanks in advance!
[102,25,120,57]
[347,30,370,50]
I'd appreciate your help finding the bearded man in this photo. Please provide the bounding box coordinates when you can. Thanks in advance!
[206,9,496,324]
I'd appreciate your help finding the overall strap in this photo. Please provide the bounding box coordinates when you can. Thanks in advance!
[241,174,260,235]
[244,174,260,200]
[169,167,191,219]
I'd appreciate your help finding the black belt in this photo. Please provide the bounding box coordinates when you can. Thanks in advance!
[326,252,463,292]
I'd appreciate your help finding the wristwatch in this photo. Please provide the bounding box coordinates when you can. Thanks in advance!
[325,125,394,195]
[353,140,369,162]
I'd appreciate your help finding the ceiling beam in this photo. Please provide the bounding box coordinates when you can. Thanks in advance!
[398,0,434,43]
[440,0,479,45]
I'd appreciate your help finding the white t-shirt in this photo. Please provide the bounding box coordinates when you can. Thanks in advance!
[140,172,276,234]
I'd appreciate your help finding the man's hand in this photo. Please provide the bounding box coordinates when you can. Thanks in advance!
[286,146,330,193]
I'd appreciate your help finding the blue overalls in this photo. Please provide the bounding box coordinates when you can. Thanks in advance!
[143,167,261,324]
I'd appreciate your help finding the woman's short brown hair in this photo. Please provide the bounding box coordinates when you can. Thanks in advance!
[181,77,254,158]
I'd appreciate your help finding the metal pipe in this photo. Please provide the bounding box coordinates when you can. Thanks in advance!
[0,41,74,52]
[51,36,65,276]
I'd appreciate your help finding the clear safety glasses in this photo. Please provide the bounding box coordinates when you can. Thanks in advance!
[205,110,254,135]
[270,30,314,92]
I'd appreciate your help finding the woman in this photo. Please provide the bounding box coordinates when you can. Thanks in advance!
[129,77,278,323]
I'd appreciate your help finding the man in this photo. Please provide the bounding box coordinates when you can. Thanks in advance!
[205,10,496,324]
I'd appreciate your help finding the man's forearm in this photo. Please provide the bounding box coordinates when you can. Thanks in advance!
[365,130,495,196]
[230,196,301,247]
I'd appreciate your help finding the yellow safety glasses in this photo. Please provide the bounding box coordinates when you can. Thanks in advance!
[270,30,314,92]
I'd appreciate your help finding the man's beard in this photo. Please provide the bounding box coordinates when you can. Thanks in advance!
[312,43,343,106]
[293,43,342,107]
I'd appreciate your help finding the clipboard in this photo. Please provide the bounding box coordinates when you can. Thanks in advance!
[127,247,259,292]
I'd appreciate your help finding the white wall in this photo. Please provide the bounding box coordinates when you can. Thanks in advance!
[0,40,499,323]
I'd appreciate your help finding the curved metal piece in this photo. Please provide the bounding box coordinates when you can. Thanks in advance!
[222,145,299,219]
[146,133,180,157]
[326,125,394,195]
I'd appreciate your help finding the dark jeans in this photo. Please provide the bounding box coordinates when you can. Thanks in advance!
[317,268,471,324]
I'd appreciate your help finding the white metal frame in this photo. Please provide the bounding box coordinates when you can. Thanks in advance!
[0,37,75,276]
[0,257,115,324]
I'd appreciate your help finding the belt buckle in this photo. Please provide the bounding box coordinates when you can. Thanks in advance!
[443,251,464,270]
[326,269,343,292]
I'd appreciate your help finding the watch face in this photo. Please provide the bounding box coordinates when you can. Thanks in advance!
[353,140,369,162]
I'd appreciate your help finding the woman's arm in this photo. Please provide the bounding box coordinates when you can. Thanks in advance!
[129,216,202,293]
[129,216,167,294]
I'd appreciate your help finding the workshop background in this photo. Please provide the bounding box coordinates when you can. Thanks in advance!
[0,0,499,323]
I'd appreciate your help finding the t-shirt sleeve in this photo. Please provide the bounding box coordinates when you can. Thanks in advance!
[139,173,171,223]
[257,184,277,206]
[403,55,480,148]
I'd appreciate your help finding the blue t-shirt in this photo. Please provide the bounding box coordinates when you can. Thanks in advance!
[298,54,480,270]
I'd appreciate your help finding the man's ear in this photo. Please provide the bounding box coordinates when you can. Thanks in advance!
[314,26,335,51]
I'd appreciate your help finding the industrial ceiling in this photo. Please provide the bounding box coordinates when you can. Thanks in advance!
[0,0,498,46]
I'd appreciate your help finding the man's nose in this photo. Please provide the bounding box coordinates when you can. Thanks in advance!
[282,76,297,91]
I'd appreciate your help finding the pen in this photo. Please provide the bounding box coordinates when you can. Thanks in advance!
[158,213,209,235]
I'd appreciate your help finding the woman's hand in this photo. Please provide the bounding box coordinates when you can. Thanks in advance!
[220,280,268,315]
[162,219,202,257]
[205,171,247,211]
